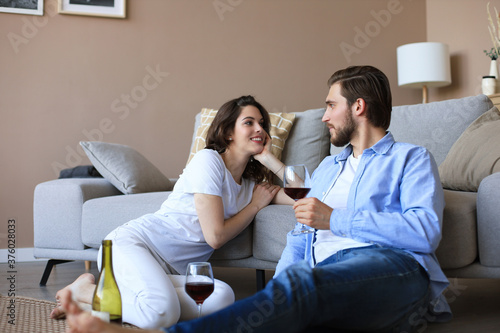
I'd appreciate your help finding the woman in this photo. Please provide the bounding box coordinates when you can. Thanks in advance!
[50,95,281,329]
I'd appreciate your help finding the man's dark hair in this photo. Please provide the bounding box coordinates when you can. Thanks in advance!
[327,66,392,130]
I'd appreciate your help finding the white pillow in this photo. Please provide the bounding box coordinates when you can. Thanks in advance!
[80,141,173,194]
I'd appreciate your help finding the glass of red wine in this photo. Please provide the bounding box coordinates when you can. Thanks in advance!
[283,165,313,235]
[185,262,215,318]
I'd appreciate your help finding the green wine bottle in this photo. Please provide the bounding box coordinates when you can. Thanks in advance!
[92,240,122,324]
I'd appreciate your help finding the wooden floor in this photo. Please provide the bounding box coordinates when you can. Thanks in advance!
[1,261,499,332]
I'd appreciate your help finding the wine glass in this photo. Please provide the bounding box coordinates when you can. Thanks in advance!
[185,262,215,318]
[283,165,314,235]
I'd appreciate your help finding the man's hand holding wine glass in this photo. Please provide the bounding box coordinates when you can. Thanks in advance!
[292,197,333,230]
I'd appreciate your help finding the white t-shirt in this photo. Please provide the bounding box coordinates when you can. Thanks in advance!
[313,153,371,264]
[125,149,255,274]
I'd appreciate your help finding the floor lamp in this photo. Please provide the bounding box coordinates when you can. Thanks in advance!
[397,42,451,103]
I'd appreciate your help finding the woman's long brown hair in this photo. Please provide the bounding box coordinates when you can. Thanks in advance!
[205,95,271,183]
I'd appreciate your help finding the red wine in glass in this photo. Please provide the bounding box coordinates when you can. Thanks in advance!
[185,282,214,304]
[185,262,215,318]
[284,187,311,201]
[283,165,314,235]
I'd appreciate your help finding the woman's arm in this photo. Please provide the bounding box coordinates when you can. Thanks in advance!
[253,133,286,181]
[195,183,280,249]
[272,188,295,205]
[253,133,295,206]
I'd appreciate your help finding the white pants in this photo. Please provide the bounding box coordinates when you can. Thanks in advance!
[99,224,235,330]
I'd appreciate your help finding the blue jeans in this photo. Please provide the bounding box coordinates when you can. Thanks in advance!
[165,246,430,333]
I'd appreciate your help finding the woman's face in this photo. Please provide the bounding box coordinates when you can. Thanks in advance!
[228,105,266,157]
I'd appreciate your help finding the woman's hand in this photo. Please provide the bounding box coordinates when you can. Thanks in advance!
[250,182,281,211]
[253,132,273,163]
[253,133,285,180]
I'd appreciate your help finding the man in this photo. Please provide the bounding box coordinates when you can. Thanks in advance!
[61,66,450,332]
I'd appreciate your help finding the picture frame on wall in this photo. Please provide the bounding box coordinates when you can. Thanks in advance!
[0,0,44,16]
[58,0,126,18]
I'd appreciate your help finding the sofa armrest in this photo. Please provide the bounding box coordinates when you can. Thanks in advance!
[477,172,500,266]
[34,178,122,254]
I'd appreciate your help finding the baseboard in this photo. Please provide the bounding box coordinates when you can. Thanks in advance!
[0,248,47,263]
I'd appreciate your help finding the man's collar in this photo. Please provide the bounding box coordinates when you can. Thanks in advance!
[368,131,394,155]
[335,132,394,161]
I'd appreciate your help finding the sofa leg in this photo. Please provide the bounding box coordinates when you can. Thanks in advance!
[85,260,91,270]
[39,259,73,287]
[256,269,266,291]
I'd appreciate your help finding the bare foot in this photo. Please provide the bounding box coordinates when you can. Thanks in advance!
[61,289,159,333]
[50,273,96,319]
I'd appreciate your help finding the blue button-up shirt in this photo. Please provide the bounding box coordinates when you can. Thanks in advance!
[275,132,450,317]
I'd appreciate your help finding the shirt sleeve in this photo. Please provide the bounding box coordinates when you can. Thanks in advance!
[182,149,225,197]
[274,228,309,277]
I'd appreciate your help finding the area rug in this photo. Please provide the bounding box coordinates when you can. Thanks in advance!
[0,294,140,332]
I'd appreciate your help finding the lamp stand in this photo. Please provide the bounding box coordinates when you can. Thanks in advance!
[422,85,428,104]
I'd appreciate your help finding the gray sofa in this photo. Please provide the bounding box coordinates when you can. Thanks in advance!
[34,94,500,288]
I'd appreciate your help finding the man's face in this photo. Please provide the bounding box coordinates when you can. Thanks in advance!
[323,83,356,147]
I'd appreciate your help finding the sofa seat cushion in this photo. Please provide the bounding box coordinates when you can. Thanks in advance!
[435,190,478,269]
[252,205,296,262]
[254,192,478,270]
[82,192,170,248]
[477,172,500,267]
[82,191,254,260]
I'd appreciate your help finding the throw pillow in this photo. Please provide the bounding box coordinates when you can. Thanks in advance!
[187,108,296,165]
[282,108,331,175]
[439,106,500,191]
[80,141,173,194]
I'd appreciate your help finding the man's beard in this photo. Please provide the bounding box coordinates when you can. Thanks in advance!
[331,110,356,147]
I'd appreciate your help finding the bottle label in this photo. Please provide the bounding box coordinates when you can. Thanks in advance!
[91,310,110,323]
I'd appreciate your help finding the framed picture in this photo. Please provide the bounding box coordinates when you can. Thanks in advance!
[59,0,126,18]
[0,0,44,16]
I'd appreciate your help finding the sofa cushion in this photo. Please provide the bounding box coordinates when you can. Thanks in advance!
[188,108,218,164]
[211,225,253,260]
[82,192,170,248]
[281,108,331,175]
[252,205,296,262]
[435,190,478,269]
[80,141,173,194]
[387,95,492,166]
[82,191,254,260]
[477,173,500,266]
[34,178,121,251]
[438,105,500,191]
[187,108,296,165]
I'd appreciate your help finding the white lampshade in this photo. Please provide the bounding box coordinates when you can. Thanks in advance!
[397,42,451,102]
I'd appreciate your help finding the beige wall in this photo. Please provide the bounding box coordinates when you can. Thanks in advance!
[1,0,486,251]
[426,0,499,101]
